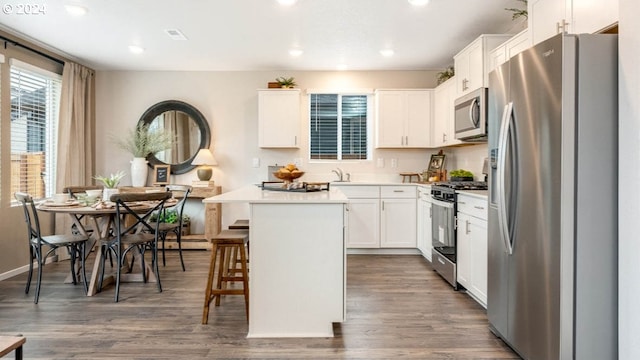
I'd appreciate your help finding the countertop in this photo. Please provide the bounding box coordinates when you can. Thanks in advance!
[456,189,488,199]
[203,184,348,204]
[331,181,434,187]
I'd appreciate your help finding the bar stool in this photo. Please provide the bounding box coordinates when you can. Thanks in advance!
[0,335,26,360]
[202,229,249,325]
[227,219,250,272]
[228,219,249,230]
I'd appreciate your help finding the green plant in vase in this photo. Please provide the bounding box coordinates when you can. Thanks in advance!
[111,123,173,187]
[93,171,126,188]
[94,171,125,202]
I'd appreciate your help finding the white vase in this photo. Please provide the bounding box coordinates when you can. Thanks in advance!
[130,157,148,187]
[103,188,119,202]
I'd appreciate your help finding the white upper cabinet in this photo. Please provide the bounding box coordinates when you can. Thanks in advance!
[489,29,531,72]
[454,35,511,96]
[375,90,432,148]
[432,77,461,148]
[258,89,301,148]
[529,0,619,46]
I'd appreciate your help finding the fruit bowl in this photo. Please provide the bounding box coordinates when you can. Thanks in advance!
[273,171,305,183]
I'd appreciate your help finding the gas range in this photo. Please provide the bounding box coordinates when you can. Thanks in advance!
[431,181,488,202]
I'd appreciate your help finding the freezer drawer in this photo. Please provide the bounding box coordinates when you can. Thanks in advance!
[432,250,457,289]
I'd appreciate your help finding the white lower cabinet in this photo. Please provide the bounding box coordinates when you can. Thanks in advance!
[380,198,417,248]
[345,199,380,248]
[336,185,417,249]
[416,187,432,261]
[456,193,488,307]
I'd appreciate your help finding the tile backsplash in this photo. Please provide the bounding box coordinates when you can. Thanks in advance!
[444,144,488,181]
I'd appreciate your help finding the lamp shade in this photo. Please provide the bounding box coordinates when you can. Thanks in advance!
[192,149,217,166]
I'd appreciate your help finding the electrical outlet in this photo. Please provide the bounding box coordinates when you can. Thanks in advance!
[252,158,260,168]
[377,158,384,168]
[391,158,397,168]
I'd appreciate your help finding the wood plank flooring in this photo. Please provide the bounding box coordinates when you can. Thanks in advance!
[0,251,519,359]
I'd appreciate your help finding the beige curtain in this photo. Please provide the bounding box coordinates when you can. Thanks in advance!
[54,62,95,235]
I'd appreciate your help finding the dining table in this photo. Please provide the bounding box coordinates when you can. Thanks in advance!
[37,198,176,296]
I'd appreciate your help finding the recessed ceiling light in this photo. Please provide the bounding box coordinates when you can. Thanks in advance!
[408,0,429,6]
[65,4,88,16]
[165,29,188,41]
[380,49,395,57]
[277,0,297,6]
[336,64,348,71]
[289,49,303,57]
[128,45,145,54]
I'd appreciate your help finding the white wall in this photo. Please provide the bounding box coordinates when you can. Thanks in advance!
[95,70,440,226]
[618,0,639,358]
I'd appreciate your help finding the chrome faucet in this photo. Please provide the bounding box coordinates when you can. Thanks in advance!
[332,168,351,182]
[332,168,344,182]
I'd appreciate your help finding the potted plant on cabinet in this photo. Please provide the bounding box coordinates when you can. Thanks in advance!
[112,123,173,187]
[275,76,297,88]
[94,171,126,202]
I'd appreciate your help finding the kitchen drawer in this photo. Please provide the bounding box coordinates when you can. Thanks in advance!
[457,194,488,220]
[380,186,416,198]
[334,185,379,198]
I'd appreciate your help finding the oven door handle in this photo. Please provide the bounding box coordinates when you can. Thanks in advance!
[430,198,455,209]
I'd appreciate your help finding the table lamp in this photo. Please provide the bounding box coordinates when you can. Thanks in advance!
[192,149,217,181]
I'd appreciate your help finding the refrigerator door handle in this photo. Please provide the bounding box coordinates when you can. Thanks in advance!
[497,102,514,255]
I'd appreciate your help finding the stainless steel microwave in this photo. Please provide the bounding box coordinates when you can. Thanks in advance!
[454,87,487,141]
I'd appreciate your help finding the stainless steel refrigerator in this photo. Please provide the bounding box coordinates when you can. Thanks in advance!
[487,33,618,360]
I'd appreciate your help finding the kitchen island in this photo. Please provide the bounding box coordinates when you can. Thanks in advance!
[203,185,348,338]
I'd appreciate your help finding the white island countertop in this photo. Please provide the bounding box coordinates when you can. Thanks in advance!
[203,184,348,204]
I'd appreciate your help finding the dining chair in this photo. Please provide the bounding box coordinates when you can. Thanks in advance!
[155,185,192,271]
[63,185,104,199]
[98,191,171,302]
[14,192,89,304]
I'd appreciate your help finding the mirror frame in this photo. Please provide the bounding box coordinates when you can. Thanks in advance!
[138,100,211,175]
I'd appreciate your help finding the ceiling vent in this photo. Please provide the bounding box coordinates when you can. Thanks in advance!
[164,29,188,41]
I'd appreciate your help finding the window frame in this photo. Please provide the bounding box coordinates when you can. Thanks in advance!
[307,91,373,163]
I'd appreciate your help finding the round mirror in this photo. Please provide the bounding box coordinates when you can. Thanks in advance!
[139,100,211,174]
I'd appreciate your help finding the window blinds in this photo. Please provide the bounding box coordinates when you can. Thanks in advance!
[310,94,368,160]
[10,64,61,201]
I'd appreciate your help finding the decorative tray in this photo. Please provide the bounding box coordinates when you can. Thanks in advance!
[260,181,330,192]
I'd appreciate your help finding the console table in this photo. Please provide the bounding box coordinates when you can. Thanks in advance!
[119,184,221,249]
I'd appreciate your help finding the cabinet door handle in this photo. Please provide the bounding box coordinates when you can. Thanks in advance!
[557,19,570,34]
[429,207,432,218]
[405,136,408,146]
[465,219,470,234]
[458,201,466,205]
[443,133,447,142]
[294,135,297,145]
[393,190,404,193]
[474,205,485,210]
[382,201,384,211]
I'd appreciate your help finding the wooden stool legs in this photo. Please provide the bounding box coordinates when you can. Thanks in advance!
[202,231,249,325]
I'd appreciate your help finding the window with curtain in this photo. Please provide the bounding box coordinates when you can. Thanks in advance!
[309,94,369,160]
[10,62,62,202]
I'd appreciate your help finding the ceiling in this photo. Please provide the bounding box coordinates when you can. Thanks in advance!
[0,0,524,72]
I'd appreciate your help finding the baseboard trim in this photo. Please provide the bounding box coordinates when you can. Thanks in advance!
[0,255,58,281]
[346,248,420,255]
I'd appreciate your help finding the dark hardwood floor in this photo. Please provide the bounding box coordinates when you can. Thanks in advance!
[0,251,519,359]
